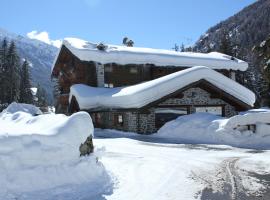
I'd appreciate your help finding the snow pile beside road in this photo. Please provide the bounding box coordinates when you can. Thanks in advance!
[0,106,111,199]
[221,111,270,130]
[0,102,42,116]
[156,112,270,149]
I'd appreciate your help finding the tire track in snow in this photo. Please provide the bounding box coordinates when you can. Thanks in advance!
[193,157,249,200]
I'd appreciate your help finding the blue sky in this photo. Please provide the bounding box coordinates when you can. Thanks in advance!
[0,0,256,49]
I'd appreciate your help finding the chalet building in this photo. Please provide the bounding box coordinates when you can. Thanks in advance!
[51,38,256,134]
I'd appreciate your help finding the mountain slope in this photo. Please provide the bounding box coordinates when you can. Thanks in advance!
[0,28,58,103]
[193,0,270,105]
[195,0,270,53]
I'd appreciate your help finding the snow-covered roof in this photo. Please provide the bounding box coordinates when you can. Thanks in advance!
[69,66,255,110]
[52,38,248,72]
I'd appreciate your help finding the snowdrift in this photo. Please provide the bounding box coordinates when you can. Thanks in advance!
[156,112,270,149]
[0,103,111,199]
[0,102,42,116]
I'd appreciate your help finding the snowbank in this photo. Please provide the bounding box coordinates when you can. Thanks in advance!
[221,111,270,129]
[0,106,111,199]
[52,37,248,72]
[69,66,255,110]
[156,112,270,149]
[1,102,42,116]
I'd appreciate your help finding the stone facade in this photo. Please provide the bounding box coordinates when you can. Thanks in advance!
[138,108,156,134]
[90,111,139,132]
[90,87,238,134]
[158,87,237,117]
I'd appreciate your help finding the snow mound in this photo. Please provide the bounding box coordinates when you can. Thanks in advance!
[0,110,111,199]
[156,112,270,149]
[1,102,42,116]
[221,111,270,129]
[70,66,255,110]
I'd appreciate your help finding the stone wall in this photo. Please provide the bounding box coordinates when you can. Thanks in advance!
[138,108,156,134]
[90,111,139,133]
[158,87,237,117]
[90,87,238,134]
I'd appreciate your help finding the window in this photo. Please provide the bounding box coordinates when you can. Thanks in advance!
[155,108,188,115]
[104,83,114,88]
[109,83,114,88]
[118,115,123,123]
[195,106,223,116]
[104,65,113,72]
[130,67,138,74]
[94,113,102,127]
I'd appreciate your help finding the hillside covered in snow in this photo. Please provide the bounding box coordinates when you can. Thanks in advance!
[0,28,58,103]
[194,0,270,105]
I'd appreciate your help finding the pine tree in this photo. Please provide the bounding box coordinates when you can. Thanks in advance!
[172,43,179,52]
[0,38,9,103]
[6,41,21,103]
[19,60,33,103]
[206,43,213,53]
[219,30,233,56]
[36,84,48,107]
[252,35,270,106]
[180,43,185,52]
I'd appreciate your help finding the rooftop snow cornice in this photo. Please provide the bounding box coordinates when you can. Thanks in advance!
[51,38,248,73]
[69,66,255,110]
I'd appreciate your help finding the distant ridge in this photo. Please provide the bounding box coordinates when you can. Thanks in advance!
[0,28,58,103]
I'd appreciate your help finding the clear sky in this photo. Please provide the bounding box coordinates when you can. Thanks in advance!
[0,0,256,49]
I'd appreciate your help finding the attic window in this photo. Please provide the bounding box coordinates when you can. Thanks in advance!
[195,106,223,116]
[130,67,138,74]
[104,65,113,72]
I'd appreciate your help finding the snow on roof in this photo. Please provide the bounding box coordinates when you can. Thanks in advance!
[69,66,255,110]
[52,37,248,72]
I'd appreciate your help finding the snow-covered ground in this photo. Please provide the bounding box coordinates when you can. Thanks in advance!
[0,103,111,200]
[95,129,270,200]
[1,103,270,199]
